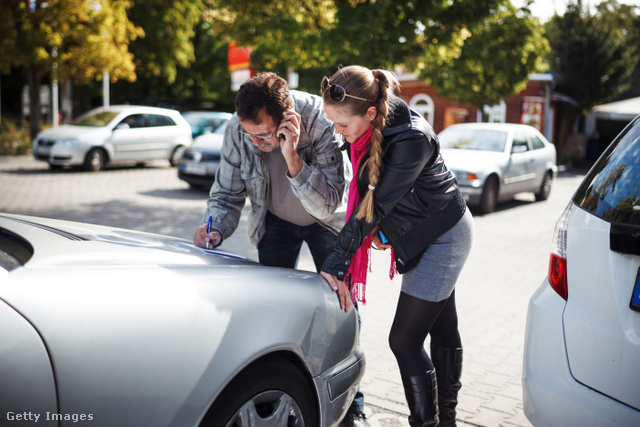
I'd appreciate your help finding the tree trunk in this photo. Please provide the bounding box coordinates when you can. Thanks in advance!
[28,65,41,140]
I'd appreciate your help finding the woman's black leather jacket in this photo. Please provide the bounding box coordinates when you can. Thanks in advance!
[321,96,467,277]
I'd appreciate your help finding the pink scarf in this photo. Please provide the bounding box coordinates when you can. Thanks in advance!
[345,127,396,304]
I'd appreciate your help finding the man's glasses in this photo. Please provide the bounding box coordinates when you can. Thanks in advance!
[240,128,277,140]
[322,77,374,104]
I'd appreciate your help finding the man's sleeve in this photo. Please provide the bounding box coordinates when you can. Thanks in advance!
[202,121,247,240]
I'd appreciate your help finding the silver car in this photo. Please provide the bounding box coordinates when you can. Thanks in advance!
[438,123,557,214]
[0,213,364,427]
[33,106,193,171]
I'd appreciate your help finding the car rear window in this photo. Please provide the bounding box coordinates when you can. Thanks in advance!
[573,116,640,227]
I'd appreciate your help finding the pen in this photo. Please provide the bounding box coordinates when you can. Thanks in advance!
[206,215,212,249]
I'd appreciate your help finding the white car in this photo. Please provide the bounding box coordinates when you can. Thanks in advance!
[523,116,640,426]
[438,123,557,213]
[33,105,193,171]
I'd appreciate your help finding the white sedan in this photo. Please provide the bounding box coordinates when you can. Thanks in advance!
[0,213,364,427]
[438,123,557,214]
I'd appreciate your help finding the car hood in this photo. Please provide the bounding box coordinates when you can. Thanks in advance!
[0,213,247,268]
[441,148,507,172]
[36,125,109,141]
[191,134,224,151]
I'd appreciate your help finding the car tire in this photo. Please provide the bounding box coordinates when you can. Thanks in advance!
[83,148,106,172]
[479,175,499,214]
[201,357,318,427]
[535,172,553,201]
[169,145,185,167]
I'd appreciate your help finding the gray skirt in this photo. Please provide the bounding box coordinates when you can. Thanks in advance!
[401,208,474,302]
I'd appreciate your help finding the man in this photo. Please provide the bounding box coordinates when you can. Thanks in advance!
[193,71,345,271]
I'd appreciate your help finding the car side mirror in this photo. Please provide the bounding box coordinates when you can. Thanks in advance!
[114,123,130,131]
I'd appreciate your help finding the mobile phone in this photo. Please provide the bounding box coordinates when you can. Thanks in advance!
[378,230,389,244]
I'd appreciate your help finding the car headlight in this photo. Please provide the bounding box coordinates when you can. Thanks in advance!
[55,139,81,149]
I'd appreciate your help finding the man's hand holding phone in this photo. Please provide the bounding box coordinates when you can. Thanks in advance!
[278,109,303,177]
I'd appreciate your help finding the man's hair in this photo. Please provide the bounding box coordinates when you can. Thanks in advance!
[235,72,292,126]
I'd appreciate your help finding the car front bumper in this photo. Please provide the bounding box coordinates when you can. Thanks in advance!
[314,348,366,427]
[177,159,218,188]
[33,143,85,166]
[523,279,640,427]
[457,185,482,205]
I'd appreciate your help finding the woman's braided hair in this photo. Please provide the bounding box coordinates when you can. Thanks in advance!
[322,66,400,222]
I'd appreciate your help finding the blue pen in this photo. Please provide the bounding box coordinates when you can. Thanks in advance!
[207,215,212,249]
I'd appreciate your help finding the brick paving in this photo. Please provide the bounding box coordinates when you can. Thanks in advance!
[0,155,586,426]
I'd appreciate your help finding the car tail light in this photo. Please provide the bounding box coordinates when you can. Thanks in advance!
[548,203,574,300]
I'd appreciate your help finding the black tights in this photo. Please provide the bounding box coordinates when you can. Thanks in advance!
[389,290,461,376]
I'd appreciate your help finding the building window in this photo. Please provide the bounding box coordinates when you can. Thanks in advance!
[409,94,435,125]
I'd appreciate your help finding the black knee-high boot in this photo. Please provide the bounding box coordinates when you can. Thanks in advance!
[401,369,439,427]
[430,345,463,427]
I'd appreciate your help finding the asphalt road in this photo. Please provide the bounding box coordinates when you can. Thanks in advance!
[0,155,587,426]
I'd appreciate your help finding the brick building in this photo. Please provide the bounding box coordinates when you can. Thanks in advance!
[395,71,555,143]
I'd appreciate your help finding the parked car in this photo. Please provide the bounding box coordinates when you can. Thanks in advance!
[33,105,193,171]
[438,123,557,213]
[0,213,365,427]
[523,116,640,426]
[181,111,232,138]
[177,121,228,189]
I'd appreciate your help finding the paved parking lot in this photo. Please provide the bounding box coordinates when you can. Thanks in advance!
[0,155,586,426]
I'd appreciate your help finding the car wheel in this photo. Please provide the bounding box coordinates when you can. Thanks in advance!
[479,175,499,214]
[169,145,185,166]
[535,172,553,201]
[201,357,318,427]
[83,148,106,171]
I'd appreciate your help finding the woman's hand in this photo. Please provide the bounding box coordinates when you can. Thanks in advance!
[321,271,352,312]
[372,226,392,251]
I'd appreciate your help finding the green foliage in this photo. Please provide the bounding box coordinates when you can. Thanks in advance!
[126,0,204,83]
[415,1,549,108]
[0,118,32,155]
[0,0,141,84]
[545,0,640,112]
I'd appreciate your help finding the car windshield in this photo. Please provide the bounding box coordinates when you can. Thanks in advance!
[439,128,508,152]
[573,116,640,226]
[213,122,228,134]
[183,113,228,130]
[73,111,120,127]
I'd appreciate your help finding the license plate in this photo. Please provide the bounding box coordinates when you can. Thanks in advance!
[38,147,50,156]
[183,163,207,176]
[630,267,640,311]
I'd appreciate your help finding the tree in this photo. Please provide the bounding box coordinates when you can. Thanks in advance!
[545,0,640,161]
[546,0,640,113]
[414,1,549,108]
[0,0,141,137]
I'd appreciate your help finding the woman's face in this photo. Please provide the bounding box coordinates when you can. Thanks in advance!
[324,104,376,143]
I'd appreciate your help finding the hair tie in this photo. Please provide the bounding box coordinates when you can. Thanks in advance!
[368,184,375,191]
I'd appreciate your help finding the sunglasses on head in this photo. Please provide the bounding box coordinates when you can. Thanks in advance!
[322,77,374,104]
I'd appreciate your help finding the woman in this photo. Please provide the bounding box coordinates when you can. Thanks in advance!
[320,66,474,427]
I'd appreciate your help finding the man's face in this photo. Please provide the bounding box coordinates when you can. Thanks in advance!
[239,107,281,152]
